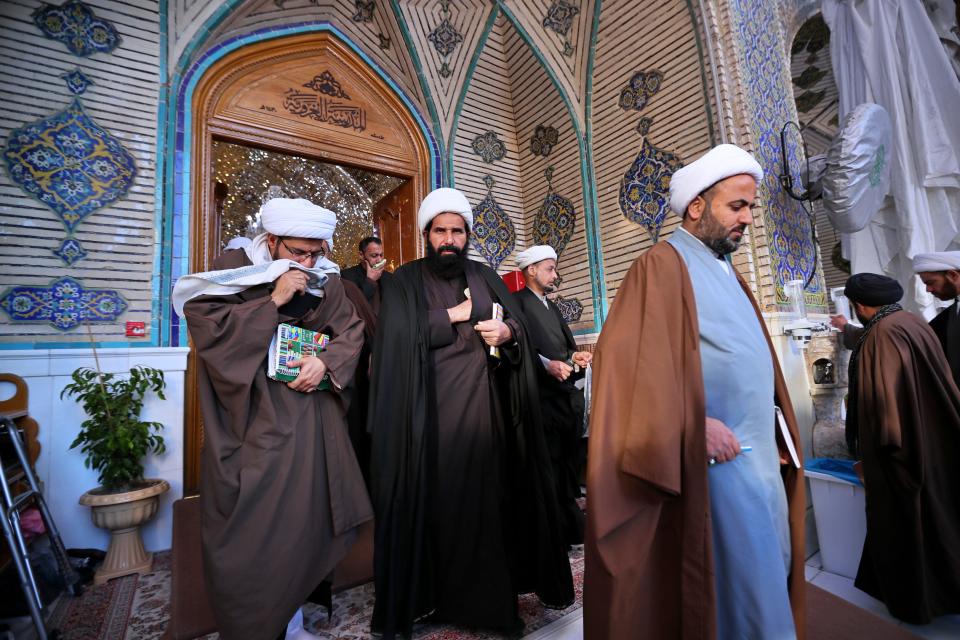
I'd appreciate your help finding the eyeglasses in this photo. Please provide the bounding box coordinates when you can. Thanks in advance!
[279,237,325,262]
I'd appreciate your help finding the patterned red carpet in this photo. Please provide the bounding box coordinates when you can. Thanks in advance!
[47,552,172,639]
[48,548,584,639]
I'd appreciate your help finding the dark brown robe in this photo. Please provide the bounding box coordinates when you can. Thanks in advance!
[184,250,373,640]
[850,310,960,624]
[585,241,806,639]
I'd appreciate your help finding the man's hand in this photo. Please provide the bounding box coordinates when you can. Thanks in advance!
[474,319,513,347]
[829,314,848,330]
[546,360,573,381]
[286,356,328,393]
[364,261,384,282]
[272,269,309,307]
[572,351,592,368]
[447,298,472,324]
[706,416,741,464]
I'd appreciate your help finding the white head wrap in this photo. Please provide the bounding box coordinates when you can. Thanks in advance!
[913,251,960,273]
[516,245,558,270]
[257,197,336,248]
[418,188,473,231]
[224,236,252,251]
[669,144,764,216]
[244,198,340,274]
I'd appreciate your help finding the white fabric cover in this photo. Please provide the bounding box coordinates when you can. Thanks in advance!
[821,103,892,233]
[913,251,960,273]
[669,144,764,216]
[171,260,331,317]
[823,0,960,318]
[417,188,473,231]
[516,245,558,270]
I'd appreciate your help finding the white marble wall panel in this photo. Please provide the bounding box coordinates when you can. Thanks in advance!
[0,347,189,551]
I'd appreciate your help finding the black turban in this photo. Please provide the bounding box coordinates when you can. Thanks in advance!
[844,273,903,306]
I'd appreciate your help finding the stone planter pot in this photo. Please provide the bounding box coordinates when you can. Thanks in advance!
[79,479,170,585]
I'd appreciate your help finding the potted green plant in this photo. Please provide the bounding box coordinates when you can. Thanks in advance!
[61,365,171,585]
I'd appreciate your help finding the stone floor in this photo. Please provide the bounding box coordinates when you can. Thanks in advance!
[528,551,960,640]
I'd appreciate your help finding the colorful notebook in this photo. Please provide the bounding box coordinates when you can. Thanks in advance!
[267,323,331,390]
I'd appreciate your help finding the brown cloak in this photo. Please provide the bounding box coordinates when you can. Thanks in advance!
[184,250,373,640]
[851,310,960,623]
[584,241,806,639]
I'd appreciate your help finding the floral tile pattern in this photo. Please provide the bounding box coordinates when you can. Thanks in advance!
[470,175,515,269]
[542,0,580,56]
[533,167,576,257]
[53,237,88,266]
[619,136,683,242]
[619,70,663,112]
[3,98,138,233]
[529,125,559,158]
[428,1,463,79]
[0,276,128,331]
[731,0,825,304]
[554,296,584,323]
[32,0,121,57]
[471,131,507,164]
[62,68,93,95]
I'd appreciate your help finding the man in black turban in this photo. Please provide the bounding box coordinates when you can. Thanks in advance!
[842,273,960,625]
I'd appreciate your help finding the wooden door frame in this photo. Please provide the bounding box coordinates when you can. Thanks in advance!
[183,32,431,495]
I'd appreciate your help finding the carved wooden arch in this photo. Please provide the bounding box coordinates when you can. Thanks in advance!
[184,32,429,494]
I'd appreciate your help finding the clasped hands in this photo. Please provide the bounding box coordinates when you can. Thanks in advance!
[447,297,513,347]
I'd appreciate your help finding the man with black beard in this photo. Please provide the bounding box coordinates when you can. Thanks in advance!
[368,188,574,639]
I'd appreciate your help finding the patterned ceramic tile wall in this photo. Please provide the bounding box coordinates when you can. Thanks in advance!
[729,0,825,306]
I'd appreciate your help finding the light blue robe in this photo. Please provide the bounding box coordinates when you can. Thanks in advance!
[668,229,795,640]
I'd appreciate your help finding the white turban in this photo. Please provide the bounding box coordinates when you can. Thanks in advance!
[418,188,473,231]
[516,245,558,270]
[245,197,340,273]
[259,197,337,248]
[669,144,764,216]
[913,251,960,273]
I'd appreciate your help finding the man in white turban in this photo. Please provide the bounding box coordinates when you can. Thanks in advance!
[914,250,960,384]
[177,197,371,640]
[512,245,592,547]
[586,144,806,639]
[369,189,573,638]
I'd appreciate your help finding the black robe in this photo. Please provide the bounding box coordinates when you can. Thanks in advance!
[512,286,585,545]
[850,310,960,623]
[929,300,960,386]
[341,262,392,315]
[368,258,574,639]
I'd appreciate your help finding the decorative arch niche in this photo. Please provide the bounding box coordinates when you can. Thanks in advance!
[190,31,432,273]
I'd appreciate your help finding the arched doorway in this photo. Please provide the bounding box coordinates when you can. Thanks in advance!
[183,32,431,493]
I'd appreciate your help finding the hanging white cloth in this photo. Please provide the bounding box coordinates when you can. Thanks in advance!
[823,0,960,318]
